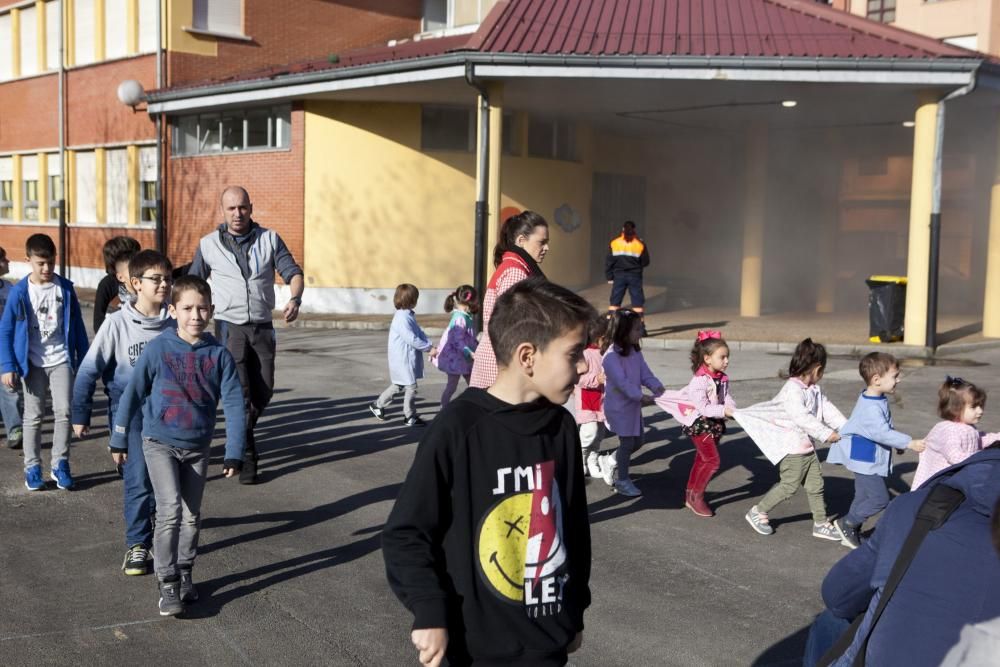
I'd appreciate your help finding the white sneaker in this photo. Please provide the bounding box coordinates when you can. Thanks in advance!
[600,454,617,487]
[613,478,642,497]
[585,452,602,478]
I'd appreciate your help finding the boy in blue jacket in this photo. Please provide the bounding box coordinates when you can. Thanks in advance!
[828,352,924,549]
[0,234,88,490]
[112,275,245,616]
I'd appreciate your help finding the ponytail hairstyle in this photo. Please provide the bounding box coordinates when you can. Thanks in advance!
[690,330,728,372]
[604,309,643,356]
[493,210,549,267]
[938,376,986,421]
[444,284,480,314]
[788,338,827,378]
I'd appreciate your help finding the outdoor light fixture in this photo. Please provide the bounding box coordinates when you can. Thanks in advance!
[781,100,797,108]
[903,121,916,128]
[117,79,146,111]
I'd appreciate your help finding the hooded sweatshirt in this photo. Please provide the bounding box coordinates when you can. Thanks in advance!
[822,448,1000,667]
[72,301,175,427]
[110,329,246,465]
[382,388,591,666]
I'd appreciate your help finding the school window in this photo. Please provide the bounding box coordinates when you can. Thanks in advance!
[105,149,128,224]
[527,117,577,162]
[21,156,39,221]
[192,0,242,35]
[19,5,39,76]
[0,14,12,81]
[138,0,157,52]
[139,147,157,224]
[74,151,97,223]
[420,106,519,154]
[105,0,128,60]
[45,1,61,69]
[74,0,96,65]
[171,106,291,156]
[422,0,497,31]
[47,154,62,221]
[0,157,13,221]
[866,0,895,23]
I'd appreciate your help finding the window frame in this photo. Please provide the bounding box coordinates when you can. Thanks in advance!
[527,116,578,162]
[22,179,39,221]
[420,105,519,155]
[48,173,63,221]
[866,0,896,23]
[171,105,292,157]
[0,179,13,221]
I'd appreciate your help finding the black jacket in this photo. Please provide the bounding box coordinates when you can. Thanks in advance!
[383,388,592,666]
[605,234,650,279]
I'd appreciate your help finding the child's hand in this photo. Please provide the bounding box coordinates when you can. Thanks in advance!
[73,424,89,438]
[1,372,16,389]
[909,439,926,453]
[826,432,840,443]
[111,451,127,466]
[428,346,439,359]
[724,406,735,418]
[640,395,655,407]
[411,628,448,667]
[596,372,605,385]
[568,631,583,654]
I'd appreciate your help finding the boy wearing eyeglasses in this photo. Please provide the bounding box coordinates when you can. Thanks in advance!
[72,249,176,576]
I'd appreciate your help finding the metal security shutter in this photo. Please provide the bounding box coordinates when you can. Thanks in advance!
[73,0,94,65]
[194,0,241,34]
[19,5,38,76]
[74,151,96,223]
[137,0,156,53]
[0,14,12,80]
[104,0,126,59]
[139,146,156,181]
[45,1,61,70]
[105,149,128,224]
[0,157,12,181]
[21,155,38,181]
[47,153,61,177]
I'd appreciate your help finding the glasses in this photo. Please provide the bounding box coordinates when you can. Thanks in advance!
[139,275,173,286]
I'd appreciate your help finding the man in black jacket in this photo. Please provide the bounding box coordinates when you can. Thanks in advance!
[605,220,650,316]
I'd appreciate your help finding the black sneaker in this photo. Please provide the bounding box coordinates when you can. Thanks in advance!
[403,416,426,427]
[835,518,861,550]
[158,578,184,616]
[239,454,258,485]
[122,544,150,576]
[369,403,387,421]
[179,568,198,603]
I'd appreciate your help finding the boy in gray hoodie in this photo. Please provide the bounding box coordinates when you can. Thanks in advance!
[72,250,175,576]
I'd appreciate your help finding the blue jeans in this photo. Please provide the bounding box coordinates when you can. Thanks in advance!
[115,401,155,548]
[0,381,22,436]
[845,473,890,527]
[610,271,645,308]
[804,610,853,667]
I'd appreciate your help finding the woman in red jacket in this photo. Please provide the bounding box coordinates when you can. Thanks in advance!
[469,211,549,389]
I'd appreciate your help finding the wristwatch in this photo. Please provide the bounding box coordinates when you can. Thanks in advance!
[289,296,302,305]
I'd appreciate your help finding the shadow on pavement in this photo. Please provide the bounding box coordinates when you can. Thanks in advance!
[751,623,811,666]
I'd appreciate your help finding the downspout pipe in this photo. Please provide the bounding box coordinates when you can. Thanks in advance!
[465,62,489,329]
[154,0,165,253]
[58,0,66,277]
[926,75,977,350]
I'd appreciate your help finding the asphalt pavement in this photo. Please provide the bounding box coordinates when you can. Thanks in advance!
[0,328,994,666]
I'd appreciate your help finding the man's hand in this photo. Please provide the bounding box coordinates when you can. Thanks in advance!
[73,424,89,438]
[1,372,16,389]
[111,451,127,466]
[826,432,841,443]
[411,628,447,667]
[567,632,583,654]
[283,298,301,324]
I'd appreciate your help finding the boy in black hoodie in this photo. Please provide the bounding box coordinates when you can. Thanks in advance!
[383,277,595,667]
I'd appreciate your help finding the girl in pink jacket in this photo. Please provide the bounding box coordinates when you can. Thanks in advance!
[602,309,664,497]
[680,330,736,517]
[912,377,1000,489]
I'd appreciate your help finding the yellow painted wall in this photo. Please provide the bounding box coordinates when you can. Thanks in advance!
[166,0,216,56]
[303,101,593,290]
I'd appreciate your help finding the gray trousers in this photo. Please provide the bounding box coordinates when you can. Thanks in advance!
[21,363,73,471]
[143,438,210,580]
[376,383,418,419]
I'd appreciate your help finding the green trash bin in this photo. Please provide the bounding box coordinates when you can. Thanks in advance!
[865,275,907,343]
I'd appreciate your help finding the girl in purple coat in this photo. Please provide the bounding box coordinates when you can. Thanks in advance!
[433,285,479,407]
[602,309,665,497]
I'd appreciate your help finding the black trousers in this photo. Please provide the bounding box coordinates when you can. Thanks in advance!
[219,321,275,457]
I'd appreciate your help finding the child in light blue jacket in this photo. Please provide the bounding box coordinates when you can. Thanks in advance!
[827,352,924,549]
[369,284,437,427]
